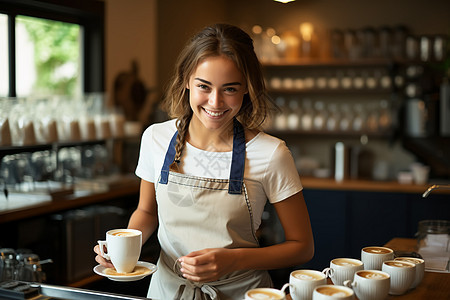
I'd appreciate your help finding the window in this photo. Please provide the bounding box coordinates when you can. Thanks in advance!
[0,13,8,97]
[16,15,82,97]
[0,0,104,97]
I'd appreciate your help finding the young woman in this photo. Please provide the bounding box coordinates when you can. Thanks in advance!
[95,23,314,299]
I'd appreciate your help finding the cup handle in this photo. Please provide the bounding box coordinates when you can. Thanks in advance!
[323,267,334,278]
[281,283,293,294]
[343,280,355,288]
[97,240,110,260]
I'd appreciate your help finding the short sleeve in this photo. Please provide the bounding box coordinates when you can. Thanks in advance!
[263,141,303,203]
[135,126,156,183]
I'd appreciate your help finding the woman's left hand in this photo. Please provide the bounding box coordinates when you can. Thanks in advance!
[178,248,238,282]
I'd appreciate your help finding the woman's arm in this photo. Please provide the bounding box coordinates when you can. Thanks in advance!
[179,190,314,282]
[94,179,159,267]
[127,179,159,242]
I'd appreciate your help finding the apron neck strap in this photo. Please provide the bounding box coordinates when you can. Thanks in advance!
[159,118,246,195]
[228,118,245,194]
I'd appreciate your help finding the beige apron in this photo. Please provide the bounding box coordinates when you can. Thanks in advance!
[148,119,272,299]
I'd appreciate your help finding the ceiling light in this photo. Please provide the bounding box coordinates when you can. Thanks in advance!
[274,0,295,3]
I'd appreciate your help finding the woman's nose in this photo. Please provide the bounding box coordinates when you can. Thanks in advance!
[208,90,222,107]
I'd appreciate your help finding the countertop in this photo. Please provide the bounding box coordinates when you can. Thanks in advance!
[1,175,448,224]
[0,174,140,224]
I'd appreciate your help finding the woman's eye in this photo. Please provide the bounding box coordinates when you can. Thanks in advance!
[197,84,209,90]
[224,87,237,93]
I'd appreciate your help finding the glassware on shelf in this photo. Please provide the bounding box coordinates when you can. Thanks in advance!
[352,71,365,89]
[0,98,13,146]
[9,98,36,146]
[300,99,314,131]
[366,103,380,133]
[326,103,340,132]
[378,100,392,131]
[352,104,366,132]
[274,96,288,130]
[340,70,353,89]
[313,101,327,131]
[339,103,353,132]
[287,98,300,130]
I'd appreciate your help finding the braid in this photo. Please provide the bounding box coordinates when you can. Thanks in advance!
[174,113,192,163]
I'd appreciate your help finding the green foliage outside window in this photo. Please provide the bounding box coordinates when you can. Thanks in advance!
[18,16,80,96]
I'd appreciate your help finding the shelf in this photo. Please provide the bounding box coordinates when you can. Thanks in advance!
[267,129,392,138]
[268,87,393,94]
[261,57,395,68]
[0,136,140,158]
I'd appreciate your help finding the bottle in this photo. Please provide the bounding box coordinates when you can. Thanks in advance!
[300,99,314,131]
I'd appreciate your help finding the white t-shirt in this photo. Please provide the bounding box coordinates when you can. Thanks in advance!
[135,119,303,229]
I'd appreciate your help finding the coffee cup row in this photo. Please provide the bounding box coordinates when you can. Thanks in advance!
[245,246,425,300]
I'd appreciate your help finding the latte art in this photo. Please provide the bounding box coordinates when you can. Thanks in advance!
[247,290,283,300]
[395,257,422,264]
[333,258,362,266]
[316,286,351,297]
[363,247,392,254]
[292,270,323,280]
[111,231,138,237]
[358,271,389,279]
[385,261,413,268]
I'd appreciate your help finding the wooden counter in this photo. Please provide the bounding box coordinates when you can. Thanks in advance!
[0,174,140,224]
[287,238,449,300]
[300,176,450,195]
[384,237,449,299]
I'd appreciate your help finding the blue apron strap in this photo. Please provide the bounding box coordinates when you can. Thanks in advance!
[159,131,178,184]
[159,119,246,194]
[228,118,245,194]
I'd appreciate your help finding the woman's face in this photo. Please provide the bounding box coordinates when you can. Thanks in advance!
[187,55,247,132]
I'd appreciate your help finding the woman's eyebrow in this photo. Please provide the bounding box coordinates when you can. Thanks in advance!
[194,77,242,87]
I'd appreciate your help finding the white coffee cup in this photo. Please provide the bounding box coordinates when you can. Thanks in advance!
[323,258,364,286]
[344,270,390,300]
[245,285,289,300]
[97,228,142,273]
[287,269,327,300]
[312,285,354,300]
[361,246,394,270]
[394,257,425,289]
[382,260,415,295]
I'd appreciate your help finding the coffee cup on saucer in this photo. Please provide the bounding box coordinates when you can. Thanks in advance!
[97,228,142,273]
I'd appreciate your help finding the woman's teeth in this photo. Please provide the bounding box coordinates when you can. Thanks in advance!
[204,108,225,117]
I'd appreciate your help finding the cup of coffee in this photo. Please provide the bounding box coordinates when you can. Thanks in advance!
[361,246,394,270]
[344,270,390,300]
[97,229,142,273]
[394,257,425,289]
[312,285,354,300]
[323,258,364,286]
[382,260,415,295]
[287,269,327,300]
[245,286,288,300]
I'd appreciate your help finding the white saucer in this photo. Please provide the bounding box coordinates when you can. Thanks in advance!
[93,261,157,282]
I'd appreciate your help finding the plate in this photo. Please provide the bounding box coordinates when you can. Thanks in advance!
[93,261,157,282]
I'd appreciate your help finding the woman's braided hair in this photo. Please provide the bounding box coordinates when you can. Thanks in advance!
[161,23,275,163]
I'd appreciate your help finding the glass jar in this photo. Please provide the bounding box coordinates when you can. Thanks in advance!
[417,220,450,252]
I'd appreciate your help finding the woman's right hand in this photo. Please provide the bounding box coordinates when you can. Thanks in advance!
[93,244,114,268]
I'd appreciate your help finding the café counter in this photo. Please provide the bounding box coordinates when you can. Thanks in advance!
[287,237,450,300]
